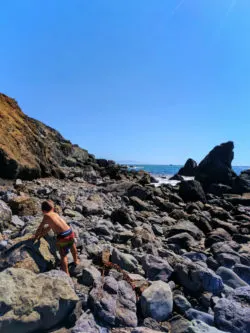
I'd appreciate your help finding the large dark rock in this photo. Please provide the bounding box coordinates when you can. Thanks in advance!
[233,169,250,194]
[178,158,197,177]
[179,180,206,203]
[195,141,236,188]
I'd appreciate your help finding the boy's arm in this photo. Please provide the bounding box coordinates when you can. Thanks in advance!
[33,217,51,240]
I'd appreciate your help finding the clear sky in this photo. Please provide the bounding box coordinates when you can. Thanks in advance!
[0,0,249,165]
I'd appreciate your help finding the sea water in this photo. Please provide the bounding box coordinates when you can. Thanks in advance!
[127,164,250,186]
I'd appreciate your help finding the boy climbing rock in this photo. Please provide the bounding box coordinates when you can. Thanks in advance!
[31,200,79,275]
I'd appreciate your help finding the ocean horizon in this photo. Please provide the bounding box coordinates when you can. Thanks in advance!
[124,164,249,177]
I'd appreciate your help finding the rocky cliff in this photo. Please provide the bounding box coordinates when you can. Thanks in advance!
[0,93,93,179]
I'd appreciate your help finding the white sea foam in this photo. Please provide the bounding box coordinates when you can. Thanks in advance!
[152,175,194,187]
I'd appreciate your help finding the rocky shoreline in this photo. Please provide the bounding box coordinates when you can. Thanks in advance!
[1,94,250,333]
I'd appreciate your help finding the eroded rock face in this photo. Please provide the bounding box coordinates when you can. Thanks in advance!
[0,268,78,333]
[195,141,236,188]
[0,93,90,180]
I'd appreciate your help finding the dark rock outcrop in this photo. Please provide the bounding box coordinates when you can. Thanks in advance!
[179,180,206,203]
[233,169,250,194]
[195,141,236,188]
[178,158,197,177]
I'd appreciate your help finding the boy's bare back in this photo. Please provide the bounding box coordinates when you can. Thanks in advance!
[44,212,70,234]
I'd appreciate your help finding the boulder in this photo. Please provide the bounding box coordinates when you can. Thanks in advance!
[179,180,206,203]
[140,281,173,321]
[216,266,248,289]
[174,294,192,314]
[141,254,173,282]
[71,313,103,333]
[0,268,78,333]
[8,195,39,216]
[233,169,250,194]
[178,158,197,177]
[214,296,250,333]
[175,261,224,295]
[0,234,56,273]
[169,174,184,181]
[79,266,101,286]
[166,220,204,240]
[195,141,236,188]
[89,276,137,327]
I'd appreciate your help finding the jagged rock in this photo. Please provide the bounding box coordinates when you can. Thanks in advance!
[111,248,139,273]
[140,281,173,321]
[0,268,78,333]
[179,180,206,203]
[141,254,173,282]
[89,276,137,327]
[0,199,12,231]
[207,184,232,196]
[195,141,236,188]
[178,159,197,177]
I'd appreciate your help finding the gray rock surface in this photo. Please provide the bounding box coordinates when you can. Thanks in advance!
[140,281,173,321]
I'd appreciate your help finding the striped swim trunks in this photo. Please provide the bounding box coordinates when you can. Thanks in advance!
[56,228,75,255]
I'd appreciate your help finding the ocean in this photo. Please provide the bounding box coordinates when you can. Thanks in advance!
[127,165,250,185]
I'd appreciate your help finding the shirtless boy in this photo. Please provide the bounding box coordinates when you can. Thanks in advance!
[32,200,79,275]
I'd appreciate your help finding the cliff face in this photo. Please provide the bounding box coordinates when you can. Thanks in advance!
[0,93,90,179]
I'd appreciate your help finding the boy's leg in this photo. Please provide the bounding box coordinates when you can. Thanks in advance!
[70,243,80,265]
[59,248,69,275]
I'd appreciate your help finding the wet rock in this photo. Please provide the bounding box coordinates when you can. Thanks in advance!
[179,180,206,203]
[141,254,173,282]
[140,281,173,321]
[0,267,78,333]
[216,267,248,289]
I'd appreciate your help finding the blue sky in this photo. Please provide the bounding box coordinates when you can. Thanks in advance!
[0,0,250,165]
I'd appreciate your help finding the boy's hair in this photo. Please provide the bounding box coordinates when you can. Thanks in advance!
[41,200,54,213]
